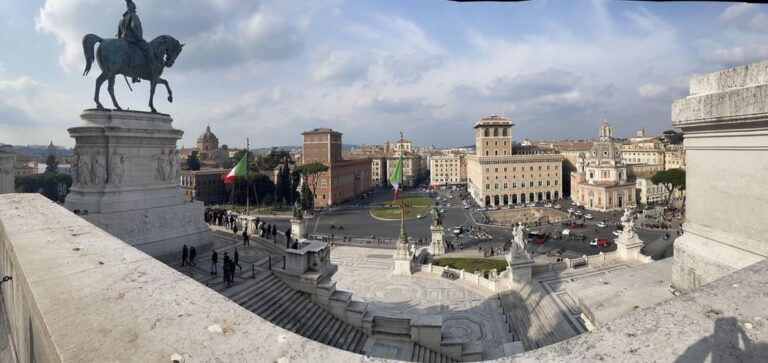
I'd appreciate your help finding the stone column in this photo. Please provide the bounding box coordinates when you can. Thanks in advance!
[506,252,534,288]
[670,60,768,292]
[615,233,644,261]
[0,145,15,194]
[64,110,210,256]
[429,224,445,256]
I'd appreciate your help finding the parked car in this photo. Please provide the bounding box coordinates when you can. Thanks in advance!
[570,233,587,241]
[453,228,462,235]
[416,214,424,219]
[544,203,553,208]
[561,228,571,236]
[574,210,583,216]
[612,230,622,236]
[554,204,562,209]
[567,207,575,213]
[584,213,593,219]
[570,221,585,228]
[596,221,607,228]
[590,238,610,247]
[464,205,470,209]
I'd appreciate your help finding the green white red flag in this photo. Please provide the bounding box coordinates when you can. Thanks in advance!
[224,154,248,184]
[389,153,403,201]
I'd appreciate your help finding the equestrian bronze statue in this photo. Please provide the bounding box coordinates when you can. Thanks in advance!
[82,0,184,113]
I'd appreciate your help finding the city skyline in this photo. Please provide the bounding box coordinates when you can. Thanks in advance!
[0,1,764,148]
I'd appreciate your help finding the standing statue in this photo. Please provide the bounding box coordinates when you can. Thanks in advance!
[168,149,179,181]
[92,149,107,185]
[512,223,527,257]
[431,206,443,227]
[292,199,303,220]
[79,151,93,186]
[110,149,127,185]
[621,208,635,238]
[70,148,81,185]
[82,0,184,113]
[154,149,169,181]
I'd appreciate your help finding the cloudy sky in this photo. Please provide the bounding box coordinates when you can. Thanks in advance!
[1,0,766,149]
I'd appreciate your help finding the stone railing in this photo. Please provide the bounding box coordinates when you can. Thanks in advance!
[0,194,362,362]
[531,251,620,275]
[415,263,513,292]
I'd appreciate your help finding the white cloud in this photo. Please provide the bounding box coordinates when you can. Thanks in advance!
[702,45,768,68]
[719,4,768,33]
[637,83,668,99]
[310,50,370,83]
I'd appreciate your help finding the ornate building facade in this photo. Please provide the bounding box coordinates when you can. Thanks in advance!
[466,116,564,207]
[570,121,636,211]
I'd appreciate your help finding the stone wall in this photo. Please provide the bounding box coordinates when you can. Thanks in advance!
[671,60,768,291]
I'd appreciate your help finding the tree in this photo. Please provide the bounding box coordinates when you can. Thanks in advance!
[300,184,313,211]
[651,168,686,206]
[254,148,293,171]
[45,155,59,173]
[290,168,301,205]
[294,162,329,209]
[663,130,683,145]
[187,150,201,171]
[15,173,72,203]
[274,162,291,206]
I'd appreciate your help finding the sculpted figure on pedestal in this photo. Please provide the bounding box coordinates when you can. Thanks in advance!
[621,208,635,238]
[110,149,127,185]
[168,149,179,181]
[82,0,184,113]
[512,223,527,258]
[155,149,169,181]
[431,206,443,227]
[93,149,107,185]
[70,148,80,185]
[79,151,93,186]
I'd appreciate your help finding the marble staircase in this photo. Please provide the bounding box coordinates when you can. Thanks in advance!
[499,283,578,351]
[411,341,458,363]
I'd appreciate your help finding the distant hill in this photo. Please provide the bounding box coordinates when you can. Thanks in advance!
[10,144,72,157]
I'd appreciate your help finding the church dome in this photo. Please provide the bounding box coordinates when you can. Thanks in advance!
[197,126,218,144]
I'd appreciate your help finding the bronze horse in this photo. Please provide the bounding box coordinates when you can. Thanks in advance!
[82,34,183,113]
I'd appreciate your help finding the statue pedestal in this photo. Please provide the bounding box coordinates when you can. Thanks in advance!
[615,232,645,261]
[429,225,445,256]
[506,252,534,288]
[393,237,414,275]
[64,110,210,256]
[290,218,304,242]
[0,145,15,194]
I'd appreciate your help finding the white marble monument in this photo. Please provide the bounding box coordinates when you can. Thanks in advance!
[428,207,446,256]
[615,208,645,261]
[0,144,15,195]
[507,223,534,288]
[671,60,768,292]
[64,110,210,256]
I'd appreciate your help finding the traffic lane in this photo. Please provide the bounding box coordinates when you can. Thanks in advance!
[313,205,435,240]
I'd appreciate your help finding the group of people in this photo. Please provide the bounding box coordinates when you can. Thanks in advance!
[204,208,236,229]
[181,244,197,267]
[193,247,242,288]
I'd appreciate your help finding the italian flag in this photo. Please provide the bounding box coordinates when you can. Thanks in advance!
[224,154,247,184]
[389,153,403,201]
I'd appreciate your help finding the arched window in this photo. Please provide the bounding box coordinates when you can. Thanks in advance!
[503,128,508,136]
[493,128,499,136]
[484,128,490,137]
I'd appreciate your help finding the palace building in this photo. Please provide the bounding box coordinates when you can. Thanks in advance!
[570,120,636,211]
[466,115,565,207]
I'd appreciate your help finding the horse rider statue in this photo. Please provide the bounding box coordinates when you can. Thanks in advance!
[117,0,156,83]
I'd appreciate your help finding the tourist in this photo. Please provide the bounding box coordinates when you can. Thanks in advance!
[181,245,188,267]
[222,252,231,285]
[232,222,239,239]
[210,250,218,275]
[234,248,242,271]
[189,246,197,267]
[243,230,249,246]
[272,225,277,241]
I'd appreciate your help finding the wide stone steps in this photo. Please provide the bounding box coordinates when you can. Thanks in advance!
[410,342,458,363]
[208,271,368,354]
[499,284,578,351]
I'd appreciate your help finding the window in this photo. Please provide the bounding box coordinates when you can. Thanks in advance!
[494,128,499,136]
[546,180,550,186]
[513,182,517,189]
[538,180,542,187]
[503,182,508,189]
[495,168,498,172]
[486,183,490,190]
[486,151,489,156]
[504,168,507,172]
[494,183,499,190]
[529,181,534,187]
[321,179,327,187]
[484,128,489,137]
[495,151,498,156]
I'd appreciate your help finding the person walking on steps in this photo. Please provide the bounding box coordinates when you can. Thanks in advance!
[181,245,188,267]
[189,246,197,268]
[243,230,250,246]
[222,252,231,286]
[234,248,242,271]
[210,250,218,275]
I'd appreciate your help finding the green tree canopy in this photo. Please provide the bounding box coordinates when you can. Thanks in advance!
[15,173,72,203]
[254,148,293,171]
[294,162,329,209]
[187,150,201,171]
[651,168,686,206]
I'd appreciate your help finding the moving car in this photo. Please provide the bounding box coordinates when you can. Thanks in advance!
[612,230,622,236]
[544,203,553,208]
[554,204,562,209]
[574,210,583,216]
[590,238,610,247]
[567,207,575,213]
[416,214,424,219]
[596,221,607,228]
[584,213,593,219]
[570,221,584,228]
[453,228,462,235]
[561,228,571,236]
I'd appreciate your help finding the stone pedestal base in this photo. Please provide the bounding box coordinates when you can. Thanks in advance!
[507,253,534,288]
[64,110,210,256]
[615,232,645,261]
[290,218,304,241]
[0,145,15,195]
[393,239,413,275]
[429,225,445,256]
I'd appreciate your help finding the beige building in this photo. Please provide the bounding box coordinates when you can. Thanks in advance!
[664,144,686,170]
[386,154,422,187]
[466,116,564,207]
[571,121,636,211]
[429,154,466,186]
[619,138,665,166]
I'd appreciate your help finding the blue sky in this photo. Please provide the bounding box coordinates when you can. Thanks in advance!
[1,0,766,149]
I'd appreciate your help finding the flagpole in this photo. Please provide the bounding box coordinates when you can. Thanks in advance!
[246,138,250,216]
[399,131,406,241]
